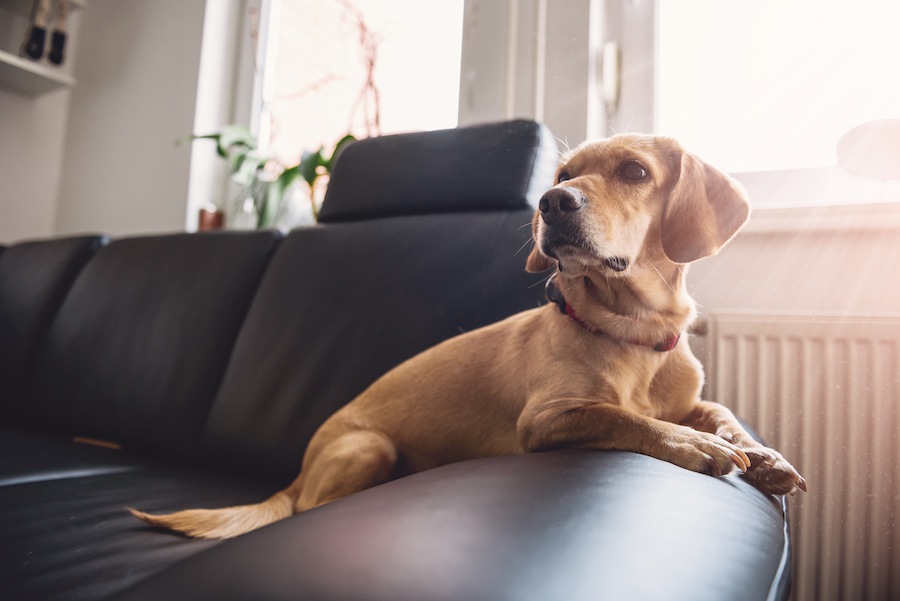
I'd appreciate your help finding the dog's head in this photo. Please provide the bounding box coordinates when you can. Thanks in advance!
[526,135,750,275]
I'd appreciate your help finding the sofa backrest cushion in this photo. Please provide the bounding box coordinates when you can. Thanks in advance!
[318,120,557,223]
[199,211,546,482]
[0,235,107,409]
[23,232,281,458]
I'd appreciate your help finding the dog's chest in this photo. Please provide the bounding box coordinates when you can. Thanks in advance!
[608,351,672,418]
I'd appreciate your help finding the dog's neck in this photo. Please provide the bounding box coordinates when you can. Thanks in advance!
[547,266,696,351]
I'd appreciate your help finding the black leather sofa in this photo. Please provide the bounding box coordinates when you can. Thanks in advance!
[0,120,791,601]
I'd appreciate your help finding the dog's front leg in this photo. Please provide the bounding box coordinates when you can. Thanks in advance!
[517,398,750,478]
[681,401,806,494]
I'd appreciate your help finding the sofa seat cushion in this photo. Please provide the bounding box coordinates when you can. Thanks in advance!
[0,425,275,601]
[110,450,790,601]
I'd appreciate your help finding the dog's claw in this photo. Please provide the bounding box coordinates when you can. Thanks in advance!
[797,476,808,493]
[732,452,748,473]
[735,449,751,472]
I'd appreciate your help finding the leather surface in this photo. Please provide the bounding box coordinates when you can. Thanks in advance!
[199,211,546,483]
[0,235,107,410]
[0,424,141,486]
[113,451,789,601]
[23,231,281,458]
[318,120,557,222]
[0,426,274,601]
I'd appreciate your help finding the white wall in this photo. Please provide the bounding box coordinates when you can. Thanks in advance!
[53,0,207,238]
[0,88,71,243]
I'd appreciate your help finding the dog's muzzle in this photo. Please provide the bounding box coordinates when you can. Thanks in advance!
[538,186,629,273]
[537,186,585,268]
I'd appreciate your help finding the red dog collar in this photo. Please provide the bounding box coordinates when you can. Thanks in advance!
[545,279,681,352]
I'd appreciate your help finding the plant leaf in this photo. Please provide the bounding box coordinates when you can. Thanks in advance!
[185,125,256,158]
[185,133,228,157]
[299,148,325,186]
[216,124,257,156]
[258,166,295,229]
[275,165,301,195]
[232,150,266,187]
[323,134,356,171]
[229,148,250,175]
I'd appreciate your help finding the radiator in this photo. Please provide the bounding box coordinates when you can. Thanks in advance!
[699,313,900,601]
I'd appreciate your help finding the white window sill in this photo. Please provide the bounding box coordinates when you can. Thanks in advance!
[744,201,900,234]
[729,165,900,233]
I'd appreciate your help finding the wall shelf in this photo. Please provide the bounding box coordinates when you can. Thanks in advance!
[0,0,81,96]
[0,48,75,96]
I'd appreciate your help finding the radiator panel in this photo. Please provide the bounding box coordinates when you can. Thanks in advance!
[702,313,900,601]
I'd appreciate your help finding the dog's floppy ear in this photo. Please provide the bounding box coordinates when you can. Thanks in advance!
[525,209,557,272]
[662,152,750,264]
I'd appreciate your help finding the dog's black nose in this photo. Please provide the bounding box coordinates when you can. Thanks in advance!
[539,186,585,224]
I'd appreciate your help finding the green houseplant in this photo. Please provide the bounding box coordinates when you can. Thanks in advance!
[191,125,355,228]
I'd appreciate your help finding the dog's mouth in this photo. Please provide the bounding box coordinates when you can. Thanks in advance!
[603,256,629,272]
[541,241,629,273]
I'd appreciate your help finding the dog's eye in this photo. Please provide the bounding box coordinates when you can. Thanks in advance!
[616,161,649,182]
[557,171,571,184]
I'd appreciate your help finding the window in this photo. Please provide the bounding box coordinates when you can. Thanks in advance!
[658,1,900,174]
[459,0,900,208]
[186,0,465,231]
[259,0,465,164]
[656,0,900,207]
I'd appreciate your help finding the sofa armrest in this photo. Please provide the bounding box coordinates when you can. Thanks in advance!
[113,451,790,601]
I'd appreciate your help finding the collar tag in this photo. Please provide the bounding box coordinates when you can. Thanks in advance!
[652,333,681,352]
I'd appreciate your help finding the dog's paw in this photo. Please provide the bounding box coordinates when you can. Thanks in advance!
[662,427,751,478]
[740,446,806,495]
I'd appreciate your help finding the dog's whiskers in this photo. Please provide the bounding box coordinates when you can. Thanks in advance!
[648,262,674,293]
[528,271,556,290]
[612,117,635,139]
[554,136,571,154]
[515,238,534,257]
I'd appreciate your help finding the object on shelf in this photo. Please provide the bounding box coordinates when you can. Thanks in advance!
[48,29,66,65]
[20,0,69,66]
[22,25,45,59]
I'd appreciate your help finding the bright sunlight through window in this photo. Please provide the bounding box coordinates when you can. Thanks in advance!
[260,0,464,165]
[658,1,900,175]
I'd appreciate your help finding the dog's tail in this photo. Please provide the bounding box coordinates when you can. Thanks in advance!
[129,487,297,540]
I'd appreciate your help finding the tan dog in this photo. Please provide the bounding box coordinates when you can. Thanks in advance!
[132,135,805,539]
